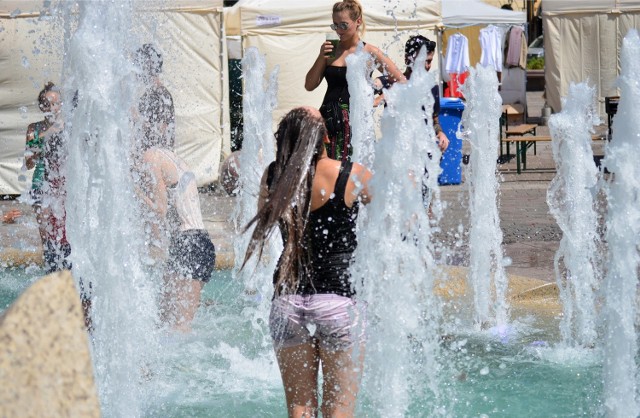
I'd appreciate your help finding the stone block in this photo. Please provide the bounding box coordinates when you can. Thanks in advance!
[0,270,100,418]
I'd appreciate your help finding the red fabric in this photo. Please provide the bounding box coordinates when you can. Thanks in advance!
[445,72,469,98]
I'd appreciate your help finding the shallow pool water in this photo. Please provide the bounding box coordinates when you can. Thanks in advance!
[1,269,604,417]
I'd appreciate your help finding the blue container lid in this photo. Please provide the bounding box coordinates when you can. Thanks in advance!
[440,97,465,110]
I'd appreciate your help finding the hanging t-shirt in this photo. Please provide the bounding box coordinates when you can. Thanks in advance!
[505,25,527,69]
[445,33,470,74]
[479,25,504,72]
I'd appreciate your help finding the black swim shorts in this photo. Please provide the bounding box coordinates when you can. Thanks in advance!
[167,229,216,282]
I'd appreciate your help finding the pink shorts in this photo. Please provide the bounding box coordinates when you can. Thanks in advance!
[269,294,366,351]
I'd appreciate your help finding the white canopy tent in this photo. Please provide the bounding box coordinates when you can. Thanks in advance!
[224,0,441,126]
[442,0,526,28]
[0,0,229,195]
[542,0,640,116]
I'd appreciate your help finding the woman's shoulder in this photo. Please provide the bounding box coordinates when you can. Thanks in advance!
[26,120,44,133]
[363,42,380,54]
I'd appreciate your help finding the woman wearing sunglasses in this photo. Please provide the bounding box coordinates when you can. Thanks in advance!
[304,0,405,163]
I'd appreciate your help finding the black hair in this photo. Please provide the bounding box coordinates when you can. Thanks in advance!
[243,107,327,295]
[134,43,163,77]
[37,82,57,112]
[405,35,436,66]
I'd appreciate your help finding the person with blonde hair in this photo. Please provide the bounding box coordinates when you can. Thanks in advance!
[244,107,372,417]
[305,0,405,162]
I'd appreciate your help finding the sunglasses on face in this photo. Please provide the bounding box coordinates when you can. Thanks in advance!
[330,22,350,31]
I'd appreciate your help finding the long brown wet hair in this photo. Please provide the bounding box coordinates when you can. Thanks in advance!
[243,107,327,295]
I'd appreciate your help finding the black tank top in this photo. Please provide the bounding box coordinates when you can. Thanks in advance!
[302,160,359,296]
[269,161,360,297]
[322,65,350,107]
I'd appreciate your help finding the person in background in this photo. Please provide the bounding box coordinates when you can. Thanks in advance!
[134,43,176,151]
[375,35,450,210]
[24,82,71,273]
[305,0,405,162]
[135,138,216,333]
[375,35,450,153]
[243,107,372,417]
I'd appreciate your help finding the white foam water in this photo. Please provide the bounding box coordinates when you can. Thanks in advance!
[601,29,640,418]
[460,65,509,330]
[546,82,601,348]
[351,48,446,416]
[346,42,376,168]
[62,1,160,416]
[232,47,279,342]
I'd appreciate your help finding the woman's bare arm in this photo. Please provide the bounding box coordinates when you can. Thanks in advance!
[305,42,332,91]
[24,124,39,170]
[366,44,406,83]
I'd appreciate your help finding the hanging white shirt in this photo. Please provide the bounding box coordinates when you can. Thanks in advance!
[445,33,470,74]
[479,25,504,72]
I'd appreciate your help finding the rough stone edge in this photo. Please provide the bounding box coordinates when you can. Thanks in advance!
[0,270,100,418]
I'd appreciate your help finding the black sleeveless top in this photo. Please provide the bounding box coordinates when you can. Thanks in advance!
[269,160,360,297]
[320,66,352,162]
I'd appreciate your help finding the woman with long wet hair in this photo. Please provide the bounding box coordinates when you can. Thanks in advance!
[244,106,372,417]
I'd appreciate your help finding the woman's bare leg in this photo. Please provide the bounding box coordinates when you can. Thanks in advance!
[318,343,364,418]
[275,342,320,417]
[161,275,203,333]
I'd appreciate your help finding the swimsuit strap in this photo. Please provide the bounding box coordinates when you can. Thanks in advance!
[334,160,353,202]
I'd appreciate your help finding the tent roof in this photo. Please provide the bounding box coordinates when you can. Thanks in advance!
[542,0,640,14]
[442,0,525,27]
[225,0,441,36]
[0,1,223,17]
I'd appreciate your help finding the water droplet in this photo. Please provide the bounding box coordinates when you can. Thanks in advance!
[306,323,316,336]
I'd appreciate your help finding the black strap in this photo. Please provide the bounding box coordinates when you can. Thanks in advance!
[334,160,353,202]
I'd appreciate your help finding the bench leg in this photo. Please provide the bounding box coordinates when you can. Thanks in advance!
[516,142,521,174]
[522,141,528,170]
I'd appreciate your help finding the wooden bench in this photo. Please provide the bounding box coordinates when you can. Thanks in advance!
[502,134,603,174]
[501,135,551,174]
[502,123,539,157]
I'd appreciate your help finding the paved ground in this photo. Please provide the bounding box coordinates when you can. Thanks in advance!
[0,91,610,283]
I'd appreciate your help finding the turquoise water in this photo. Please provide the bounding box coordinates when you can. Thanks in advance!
[1,269,604,417]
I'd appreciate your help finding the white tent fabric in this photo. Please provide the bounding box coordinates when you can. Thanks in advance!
[442,0,526,27]
[0,1,228,195]
[543,0,640,14]
[542,0,640,115]
[224,0,441,127]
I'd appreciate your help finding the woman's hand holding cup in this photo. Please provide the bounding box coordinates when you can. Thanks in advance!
[325,33,339,59]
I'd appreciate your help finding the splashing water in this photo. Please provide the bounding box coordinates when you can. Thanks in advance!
[601,29,640,418]
[460,65,509,330]
[346,42,376,168]
[352,48,446,416]
[546,82,601,348]
[62,1,160,416]
[232,47,279,345]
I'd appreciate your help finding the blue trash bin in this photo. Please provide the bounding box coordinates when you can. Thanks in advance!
[438,98,464,185]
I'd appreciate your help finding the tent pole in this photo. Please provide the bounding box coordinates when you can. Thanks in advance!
[437,27,444,98]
